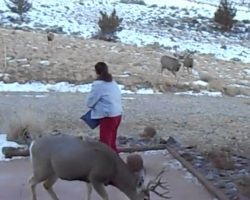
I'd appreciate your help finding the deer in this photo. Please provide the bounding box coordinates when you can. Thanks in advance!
[173,51,194,73]
[29,133,169,200]
[160,54,182,87]
[160,54,182,78]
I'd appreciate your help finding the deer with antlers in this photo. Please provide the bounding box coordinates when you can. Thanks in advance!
[29,133,169,200]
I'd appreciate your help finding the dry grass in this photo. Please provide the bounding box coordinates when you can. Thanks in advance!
[3,106,48,144]
[0,28,249,97]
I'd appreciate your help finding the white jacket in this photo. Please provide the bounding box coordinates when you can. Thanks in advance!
[86,80,122,119]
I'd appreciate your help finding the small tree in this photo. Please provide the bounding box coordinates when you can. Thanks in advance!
[97,9,123,41]
[5,0,32,21]
[214,0,237,31]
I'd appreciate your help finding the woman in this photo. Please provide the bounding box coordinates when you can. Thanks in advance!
[86,62,122,153]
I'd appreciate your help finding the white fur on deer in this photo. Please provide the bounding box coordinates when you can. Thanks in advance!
[29,134,153,200]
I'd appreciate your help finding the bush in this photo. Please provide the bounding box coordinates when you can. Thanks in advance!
[120,0,146,5]
[214,0,237,31]
[5,0,32,21]
[96,9,123,41]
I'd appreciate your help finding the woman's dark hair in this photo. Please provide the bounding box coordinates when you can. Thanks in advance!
[95,62,112,82]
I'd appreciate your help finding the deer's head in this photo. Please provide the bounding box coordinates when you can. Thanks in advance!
[125,154,170,200]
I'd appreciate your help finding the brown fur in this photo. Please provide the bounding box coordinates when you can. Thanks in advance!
[126,154,144,172]
[29,134,149,200]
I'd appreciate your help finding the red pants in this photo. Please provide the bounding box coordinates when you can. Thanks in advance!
[99,115,122,153]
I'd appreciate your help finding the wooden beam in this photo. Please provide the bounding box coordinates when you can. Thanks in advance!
[120,144,229,200]
[119,144,167,153]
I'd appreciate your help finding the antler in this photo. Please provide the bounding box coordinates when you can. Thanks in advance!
[146,168,170,199]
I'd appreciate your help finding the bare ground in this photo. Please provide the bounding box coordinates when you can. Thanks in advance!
[0,28,249,156]
[0,153,214,200]
[0,92,249,156]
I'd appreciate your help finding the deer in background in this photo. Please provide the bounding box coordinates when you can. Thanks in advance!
[160,54,182,87]
[160,54,182,78]
[160,51,195,86]
[46,31,54,56]
[173,51,194,73]
[29,133,169,200]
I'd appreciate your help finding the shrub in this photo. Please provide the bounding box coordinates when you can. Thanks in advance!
[214,0,237,31]
[5,0,32,21]
[95,9,123,41]
[120,0,146,6]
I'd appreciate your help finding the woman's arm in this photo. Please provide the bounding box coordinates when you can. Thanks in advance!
[86,81,102,108]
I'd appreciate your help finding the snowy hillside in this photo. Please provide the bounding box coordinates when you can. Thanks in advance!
[0,0,250,63]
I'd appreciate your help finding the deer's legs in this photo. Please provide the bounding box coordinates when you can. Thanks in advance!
[43,176,59,200]
[91,180,109,200]
[86,183,92,200]
[29,176,39,200]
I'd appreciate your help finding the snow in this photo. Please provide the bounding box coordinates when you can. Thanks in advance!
[0,81,228,97]
[0,134,24,161]
[192,80,209,87]
[175,90,223,97]
[243,69,250,76]
[0,0,250,62]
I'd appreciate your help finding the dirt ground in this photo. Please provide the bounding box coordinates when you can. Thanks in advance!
[0,151,214,200]
[0,91,249,156]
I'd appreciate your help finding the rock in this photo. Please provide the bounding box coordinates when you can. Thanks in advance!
[180,152,194,162]
[206,150,235,170]
[46,26,64,34]
[223,85,241,97]
[2,74,10,83]
[221,45,227,49]
[166,136,181,147]
[140,126,157,138]
[16,58,28,65]
[198,72,214,83]
[205,172,216,181]
[235,176,250,198]
[240,88,250,97]
[208,80,225,92]
[238,194,250,200]
[118,135,129,145]
[39,60,50,66]
[231,57,242,62]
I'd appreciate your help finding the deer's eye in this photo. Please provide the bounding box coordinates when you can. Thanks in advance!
[137,176,144,187]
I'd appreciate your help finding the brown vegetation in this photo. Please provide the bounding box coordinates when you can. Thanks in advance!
[214,0,237,31]
[3,106,48,144]
[97,9,123,41]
